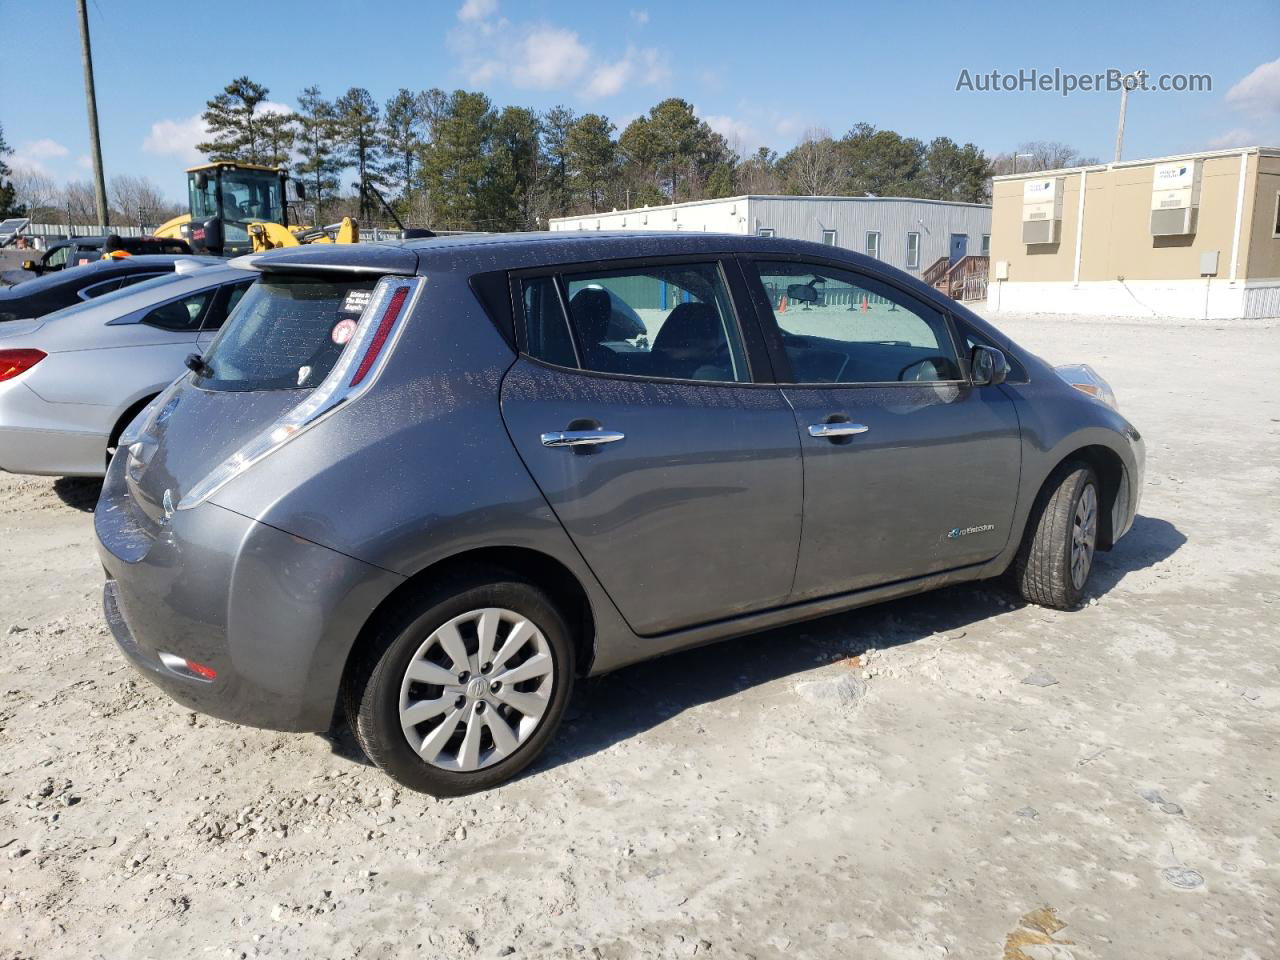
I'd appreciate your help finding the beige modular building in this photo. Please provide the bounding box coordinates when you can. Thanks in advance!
[987,146,1280,320]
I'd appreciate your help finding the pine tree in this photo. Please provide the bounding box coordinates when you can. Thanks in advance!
[294,86,342,222]
[565,114,616,213]
[381,88,425,203]
[0,122,17,217]
[334,87,383,219]
[197,77,273,164]
[258,110,297,169]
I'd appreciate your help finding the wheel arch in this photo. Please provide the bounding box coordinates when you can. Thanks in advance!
[339,545,598,703]
[107,390,161,450]
[1033,444,1127,551]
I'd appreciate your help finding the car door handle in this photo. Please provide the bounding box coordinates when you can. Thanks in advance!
[540,429,626,448]
[808,422,869,438]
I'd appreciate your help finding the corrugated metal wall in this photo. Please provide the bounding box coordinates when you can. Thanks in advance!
[549,197,991,278]
[746,198,992,275]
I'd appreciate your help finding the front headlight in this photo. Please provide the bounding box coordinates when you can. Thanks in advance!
[1054,363,1118,411]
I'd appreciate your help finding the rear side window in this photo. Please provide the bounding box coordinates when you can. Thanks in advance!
[141,290,213,331]
[196,275,377,391]
[521,261,750,384]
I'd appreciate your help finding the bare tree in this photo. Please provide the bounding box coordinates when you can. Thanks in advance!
[61,180,100,225]
[990,141,1100,176]
[109,175,177,228]
[10,168,61,220]
[781,128,845,196]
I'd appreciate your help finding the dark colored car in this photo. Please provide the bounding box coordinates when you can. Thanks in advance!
[2,235,195,286]
[0,255,221,323]
[95,232,1144,796]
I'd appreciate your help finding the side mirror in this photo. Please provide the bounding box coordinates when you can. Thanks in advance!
[21,259,35,271]
[971,345,1009,386]
[194,171,209,191]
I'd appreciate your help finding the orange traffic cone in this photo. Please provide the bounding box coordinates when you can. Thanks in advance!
[779,295,787,313]
[860,294,869,311]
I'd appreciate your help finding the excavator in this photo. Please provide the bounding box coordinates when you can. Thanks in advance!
[154,162,429,256]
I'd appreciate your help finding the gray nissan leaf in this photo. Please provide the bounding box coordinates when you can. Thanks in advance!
[94,232,1144,796]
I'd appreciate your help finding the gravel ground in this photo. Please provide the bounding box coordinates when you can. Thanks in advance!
[1,314,1278,960]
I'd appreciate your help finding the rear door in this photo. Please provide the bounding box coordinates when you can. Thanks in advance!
[499,257,803,636]
[743,257,1021,602]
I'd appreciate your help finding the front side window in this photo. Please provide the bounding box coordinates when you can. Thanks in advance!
[141,290,213,331]
[44,245,69,269]
[906,232,921,269]
[523,262,750,383]
[865,231,881,259]
[196,275,376,390]
[754,260,961,384]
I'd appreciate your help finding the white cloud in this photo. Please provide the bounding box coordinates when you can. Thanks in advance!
[700,112,761,150]
[513,26,592,88]
[143,113,208,163]
[630,8,649,24]
[586,46,668,98]
[1207,128,1256,149]
[456,14,664,98]
[9,138,70,175]
[260,100,294,116]
[457,0,497,21]
[1226,58,1280,115]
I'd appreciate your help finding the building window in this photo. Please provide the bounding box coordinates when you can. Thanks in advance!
[1273,191,1280,237]
[906,232,921,268]
[865,231,881,259]
[757,227,775,237]
[821,229,837,246]
[981,233,992,256]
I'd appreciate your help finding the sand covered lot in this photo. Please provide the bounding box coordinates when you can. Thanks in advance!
[1,313,1277,959]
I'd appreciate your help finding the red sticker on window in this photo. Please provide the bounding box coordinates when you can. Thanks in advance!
[331,318,357,345]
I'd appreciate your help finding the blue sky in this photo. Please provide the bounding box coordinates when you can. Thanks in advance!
[4,0,1279,202]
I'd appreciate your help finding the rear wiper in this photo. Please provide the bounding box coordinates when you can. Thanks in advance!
[184,353,213,377]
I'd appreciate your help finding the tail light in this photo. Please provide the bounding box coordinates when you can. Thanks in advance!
[178,276,424,511]
[0,349,47,381]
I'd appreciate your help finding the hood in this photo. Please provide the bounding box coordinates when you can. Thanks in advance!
[124,378,303,529]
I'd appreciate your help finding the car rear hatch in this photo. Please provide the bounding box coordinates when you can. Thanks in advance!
[119,248,422,536]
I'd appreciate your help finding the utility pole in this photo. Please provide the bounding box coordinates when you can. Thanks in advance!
[75,0,109,227]
[1113,70,1147,164]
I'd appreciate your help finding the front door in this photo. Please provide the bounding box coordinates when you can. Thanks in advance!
[500,259,802,636]
[745,258,1021,602]
[949,233,968,264]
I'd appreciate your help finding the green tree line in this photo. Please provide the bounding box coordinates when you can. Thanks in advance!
[197,76,994,231]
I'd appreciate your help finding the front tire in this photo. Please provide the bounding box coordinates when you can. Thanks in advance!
[1014,463,1100,610]
[344,575,574,796]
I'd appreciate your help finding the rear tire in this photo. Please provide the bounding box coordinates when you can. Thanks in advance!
[1013,462,1100,610]
[343,574,574,796]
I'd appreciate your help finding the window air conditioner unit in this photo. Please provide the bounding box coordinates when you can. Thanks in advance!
[1150,160,1202,236]
[1021,177,1064,245]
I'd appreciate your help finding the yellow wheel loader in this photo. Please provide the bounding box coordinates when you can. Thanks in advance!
[153,162,362,256]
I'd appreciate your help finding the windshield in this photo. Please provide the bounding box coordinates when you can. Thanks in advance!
[196,275,377,392]
[222,171,284,224]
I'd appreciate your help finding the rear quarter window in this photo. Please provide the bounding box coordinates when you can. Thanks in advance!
[195,275,377,391]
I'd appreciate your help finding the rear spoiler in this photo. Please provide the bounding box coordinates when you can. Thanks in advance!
[227,244,418,276]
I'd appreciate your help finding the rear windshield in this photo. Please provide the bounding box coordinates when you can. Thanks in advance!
[195,274,377,392]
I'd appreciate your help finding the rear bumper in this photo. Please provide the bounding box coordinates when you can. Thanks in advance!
[0,423,106,477]
[95,456,403,731]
